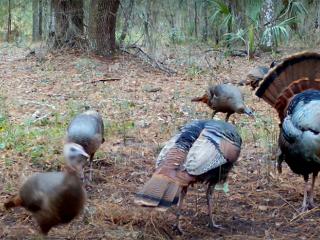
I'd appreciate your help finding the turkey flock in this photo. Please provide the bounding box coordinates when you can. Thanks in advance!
[3,51,320,236]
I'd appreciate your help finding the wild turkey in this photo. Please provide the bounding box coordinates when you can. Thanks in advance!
[65,110,105,181]
[191,84,253,121]
[256,51,320,212]
[4,166,86,235]
[134,120,242,232]
[247,66,269,90]
[246,61,281,90]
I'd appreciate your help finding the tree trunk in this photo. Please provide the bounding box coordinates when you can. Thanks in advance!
[316,1,320,30]
[33,0,43,41]
[166,12,175,43]
[7,0,11,42]
[49,0,84,47]
[194,0,198,38]
[119,0,134,47]
[202,0,208,42]
[39,0,43,37]
[89,0,120,56]
[143,0,152,52]
[263,0,274,50]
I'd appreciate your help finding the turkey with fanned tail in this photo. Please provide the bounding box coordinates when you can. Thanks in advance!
[134,120,242,233]
[256,51,320,212]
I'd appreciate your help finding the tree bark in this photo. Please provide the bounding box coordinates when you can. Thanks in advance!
[194,0,198,38]
[39,0,43,37]
[263,0,274,49]
[202,0,208,42]
[7,0,12,42]
[49,0,84,47]
[33,0,43,41]
[89,0,120,56]
[144,0,152,51]
[119,0,134,47]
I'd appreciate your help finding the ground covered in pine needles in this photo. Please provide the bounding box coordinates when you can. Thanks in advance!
[0,44,319,240]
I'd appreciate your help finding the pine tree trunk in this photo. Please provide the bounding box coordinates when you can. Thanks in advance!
[263,0,274,50]
[33,0,43,41]
[194,0,198,38]
[119,0,134,47]
[89,0,120,56]
[202,0,208,42]
[49,0,84,48]
[7,0,11,42]
[144,0,152,51]
[39,0,43,37]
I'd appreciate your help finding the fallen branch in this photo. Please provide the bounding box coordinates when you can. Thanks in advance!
[76,78,121,86]
[90,78,121,83]
[122,45,177,75]
[143,87,162,93]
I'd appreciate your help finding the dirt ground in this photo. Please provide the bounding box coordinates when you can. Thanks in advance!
[0,45,320,240]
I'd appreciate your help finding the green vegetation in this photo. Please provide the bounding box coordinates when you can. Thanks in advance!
[0,0,318,58]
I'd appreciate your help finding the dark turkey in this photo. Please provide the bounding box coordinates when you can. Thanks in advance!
[247,66,269,90]
[135,120,242,232]
[256,51,320,212]
[191,84,253,121]
[4,166,86,235]
[65,110,105,181]
[246,60,282,90]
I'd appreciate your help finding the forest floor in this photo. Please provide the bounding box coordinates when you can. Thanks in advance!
[0,44,320,240]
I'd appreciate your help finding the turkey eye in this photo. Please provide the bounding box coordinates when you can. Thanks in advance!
[70,147,76,152]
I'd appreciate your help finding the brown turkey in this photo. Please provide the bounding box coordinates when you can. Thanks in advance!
[247,66,269,90]
[246,61,280,90]
[256,51,320,212]
[4,165,86,235]
[65,110,105,181]
[134,120,242,233]
[191,84,253,121]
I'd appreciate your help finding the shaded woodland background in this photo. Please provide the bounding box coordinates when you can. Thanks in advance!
[1,0,320,59]
[1,0,320,239]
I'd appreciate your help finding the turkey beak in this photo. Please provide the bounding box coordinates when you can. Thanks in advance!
[75,149,90,171]
[244,108,255,118]
[79,149,90,159]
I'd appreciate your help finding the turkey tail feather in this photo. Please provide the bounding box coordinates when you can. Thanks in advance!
[191,94,209,104]
[134,174,181,210]
[256,52,320,120]
[135,148,194,210]
[4,195,22,209]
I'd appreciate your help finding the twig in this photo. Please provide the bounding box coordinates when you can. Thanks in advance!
[76,78,121,86]
[92,158,109,163]
[89,78,120,83]
[123,45,177,75]
[277,193,300,214]
[290,207,320,223]
[32,113,50,123]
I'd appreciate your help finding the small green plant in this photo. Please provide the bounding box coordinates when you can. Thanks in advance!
[186,64,203,77]
[0,97,91,169]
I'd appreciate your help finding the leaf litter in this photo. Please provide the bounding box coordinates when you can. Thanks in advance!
[0,45,319,239]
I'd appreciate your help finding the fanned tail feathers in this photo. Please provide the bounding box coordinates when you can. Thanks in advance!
[134,148,194,210]
[256,52,320,120]
[134,174,181,210]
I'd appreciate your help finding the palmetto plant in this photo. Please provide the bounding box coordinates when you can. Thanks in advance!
[223,0,307,59]
[208,0,235,36]
[261,17,296,48]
